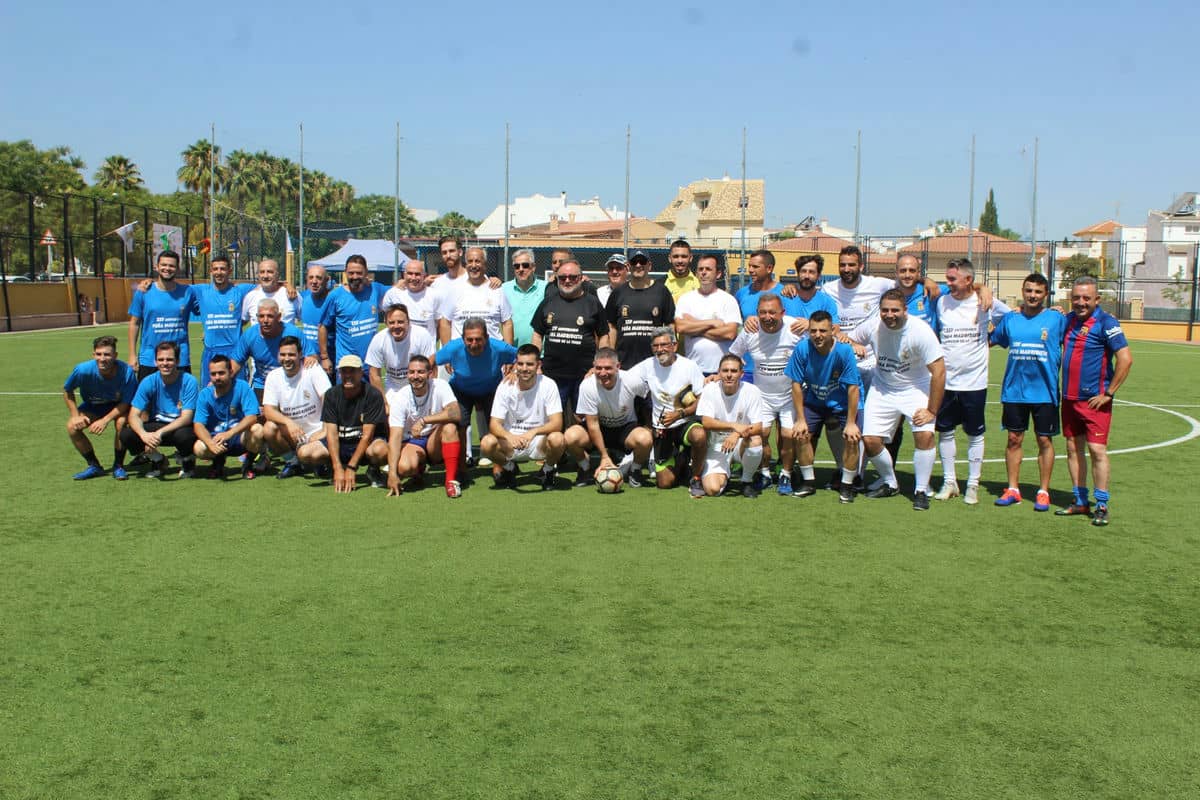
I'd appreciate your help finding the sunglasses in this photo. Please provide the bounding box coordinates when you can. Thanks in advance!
[558,274,582,282]
[513,262,534,269]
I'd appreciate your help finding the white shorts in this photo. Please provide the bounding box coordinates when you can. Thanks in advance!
[511,434,548,463]
[862,387,934,440]
[758,394,795,430]
[704,440,748,476]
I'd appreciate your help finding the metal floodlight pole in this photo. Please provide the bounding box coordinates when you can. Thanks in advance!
[298,122,305,283]
[623,125,631,257]
[967,134,976,261]
[740,126,748,278]
[394,122,401,285]
[503,122,510,281]
[209,122,215,278]
[1030,136,1039,271]
[854,129,862,243]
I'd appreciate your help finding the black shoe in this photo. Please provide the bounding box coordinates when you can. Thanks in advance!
[573,471,592,488]
[145,455,167,480]
[839,484,856,504]
[366,466,385,489]
[742,481,760,499]
[793,482,817,498]
[206,459,227,480]
[492,467,516,489]
[865,484,898,499]
[912,491,930,511]
[626,468,644,489]
[1091,504,1110,527]
[540,468,558,491]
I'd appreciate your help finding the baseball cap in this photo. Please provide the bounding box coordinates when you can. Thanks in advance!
[337,354,363,370]
[629,250,650,265]
[605,253,628,267]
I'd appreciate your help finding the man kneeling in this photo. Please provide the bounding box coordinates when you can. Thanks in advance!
[697,354,765,497]
[480,344,566,490]
[386,355,464,498]
[192,354,265,479]
[564,347,653,488]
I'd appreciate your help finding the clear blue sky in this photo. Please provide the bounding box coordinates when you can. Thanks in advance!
[2,0,1194,238]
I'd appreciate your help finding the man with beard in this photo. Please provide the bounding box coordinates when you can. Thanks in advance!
[531,258,609,423]
[664,239,700,301]
[481,345,566,491]
[386,354,464,498]
[120,341,200,479]
[605,250,675,368]
[563,347,653,488]
[317,355,390,493]
[63,335,138,480]
[318,255,387,368]
[192,354,264,480]
[846,290,945,510]
[190,253,253,384]
[781,255,841,329]
[674,254,742,376]
[629,327,707,495]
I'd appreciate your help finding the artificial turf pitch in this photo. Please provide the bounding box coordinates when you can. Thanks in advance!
[1,324,1198,798]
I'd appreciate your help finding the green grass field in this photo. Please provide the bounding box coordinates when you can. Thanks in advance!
[2,324,1199,799]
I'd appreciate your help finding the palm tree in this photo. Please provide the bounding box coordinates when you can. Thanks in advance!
[328,180,355,218]
[94,155,144,192]
[177,139,225,234]
[224,148,256,220]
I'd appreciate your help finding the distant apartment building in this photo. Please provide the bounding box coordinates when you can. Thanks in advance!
[655,177,765,249]
[475,192,628,238]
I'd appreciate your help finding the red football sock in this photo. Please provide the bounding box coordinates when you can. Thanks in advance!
[443,440,461,484]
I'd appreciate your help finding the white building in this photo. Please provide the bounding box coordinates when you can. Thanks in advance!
[1144,193,1200,281]
[475,192,628,238]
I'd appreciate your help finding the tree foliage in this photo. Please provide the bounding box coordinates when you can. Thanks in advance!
[1057,253,1104,285]
[94,155,144,192]
[979,189,999,235]
[0,140,86,196]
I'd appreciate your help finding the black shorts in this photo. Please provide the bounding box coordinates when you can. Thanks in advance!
[653,416,702,461]
[936,389,988,436]
[338,430,386,465]
[1001,402,1059,437]
[601,421,639,454]
[451,385,496,427]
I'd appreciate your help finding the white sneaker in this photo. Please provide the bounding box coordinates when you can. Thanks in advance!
[963,484,980,505]
[933,481,960,501]
[477,456,493,467]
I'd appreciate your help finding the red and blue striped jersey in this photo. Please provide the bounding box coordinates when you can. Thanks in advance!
[1062,308,1128,401]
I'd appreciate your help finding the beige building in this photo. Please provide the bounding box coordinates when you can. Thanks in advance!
[655,177,765,249]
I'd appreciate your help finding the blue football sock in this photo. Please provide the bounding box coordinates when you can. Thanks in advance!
[1073,486,1089,505]
[1094,489,1110,506]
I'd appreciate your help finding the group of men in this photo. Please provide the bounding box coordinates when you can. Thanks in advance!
[64,239,1132,524]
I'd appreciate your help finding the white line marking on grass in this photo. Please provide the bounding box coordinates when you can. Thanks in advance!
[0,323,126,337]
[0,392,60,396]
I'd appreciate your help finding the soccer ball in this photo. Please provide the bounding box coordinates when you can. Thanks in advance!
[595,467,623,494]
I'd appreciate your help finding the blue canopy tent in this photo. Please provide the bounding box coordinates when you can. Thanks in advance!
[306,238,412,284]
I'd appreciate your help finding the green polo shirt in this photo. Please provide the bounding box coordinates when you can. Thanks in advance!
[502,277,548,346]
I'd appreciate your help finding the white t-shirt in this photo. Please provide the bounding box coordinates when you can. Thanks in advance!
[674,288,743,373]
[381,286,440,338]
[597,284,616,308]
[848,315,944,394]
[387,377,457,440]
[575,370,645,427]
[437,280,512,340]
[491,374,562,434]
[696,381,765,453]
[242,285,301,324]
[729,316,803,404]
[262,365,332,438]
[629,355,706,429]
[822,275,892,371]
[935,293,1009,391]
[364,326,437,393]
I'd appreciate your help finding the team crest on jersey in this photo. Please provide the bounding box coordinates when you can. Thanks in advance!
[231,405,240,416]
[1040,328,1048,341]
[832,370,841,381]
[652,307,660,316]
[303,391,311,400]
[228,301,235,312]
[576,316,584,326]
[863,302,871,311]
[621,306,629,318]
[916,301,924,311]
[546,312,555,325]
[370,305,377,315]
[901,348,910,360]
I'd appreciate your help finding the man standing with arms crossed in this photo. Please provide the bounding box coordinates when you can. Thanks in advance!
[674,254,742,376]
[847,290,945,510]
[989,272,1068,512]
[1056,276,1132,526]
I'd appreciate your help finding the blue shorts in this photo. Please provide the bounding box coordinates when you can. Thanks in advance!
[215,432,245,456]
[803,405,851,439]
[936,389,987,436]
[406,436,430,452]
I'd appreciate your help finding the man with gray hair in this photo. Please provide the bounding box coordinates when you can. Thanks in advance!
[931,258,1009,504]
[241,259,301,324]
[502,248,546,347]
[436,246,514,345]
[231,298,313,399]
